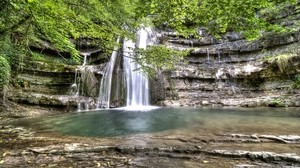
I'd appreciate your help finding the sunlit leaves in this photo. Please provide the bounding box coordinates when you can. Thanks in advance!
[0,55,10,89]
[0,0,299,75]
[1,0,140,62]
[135,0,298,39]
[134,45,189,76]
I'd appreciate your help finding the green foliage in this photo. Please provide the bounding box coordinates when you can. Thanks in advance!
[30,51,77,65]
[0,35,21,66]
[135,0,298,39]
[0,0,139,62]
[269,54,296,73]
[268,98,286,107]
[134,45,189,76]
[0,55,11,90]
[1,0,298,59]
[0,0,299,82]
[293,74,300,89]
[275,54,290,73]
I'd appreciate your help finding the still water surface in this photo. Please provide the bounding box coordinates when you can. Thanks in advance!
[14,107,300,137]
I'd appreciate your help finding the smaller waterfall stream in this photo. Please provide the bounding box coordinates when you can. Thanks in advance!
[206,48,210,63]
[218,49,221,63]
[82,53,89,66]
[97,38,121,108]
[71,53,93,111]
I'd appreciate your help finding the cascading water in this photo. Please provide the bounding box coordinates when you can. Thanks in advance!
[218,49,221,63]
[97,27,154,109]
[71,53,93,111]
[123,28,150,107]
[206,48,210,63]
[97,38,121,108]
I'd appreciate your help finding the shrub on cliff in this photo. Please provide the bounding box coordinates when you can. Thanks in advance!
[0,55,10,104]
[293,74,300,89]
[0,56,10,89]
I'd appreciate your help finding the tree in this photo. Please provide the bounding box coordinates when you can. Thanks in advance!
[135,0,298,39]
[0,0,139,61]
[0,55,10,105]
[0,0,298,84]
[1,0,298,62]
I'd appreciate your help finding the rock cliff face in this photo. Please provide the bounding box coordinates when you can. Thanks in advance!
[158,30,300,107]
[5,39,109,112]
[6,30,300,110]
[6,13,300,110]
[7,58,78,110]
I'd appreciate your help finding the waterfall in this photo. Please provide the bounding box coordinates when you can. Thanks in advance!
[82,53,88,66]
[206,48,210,63]
[97,38,121,108]
[218,49,221,63]
[97,27,153,109]
[123,28,150,107]
[71,53,94,111]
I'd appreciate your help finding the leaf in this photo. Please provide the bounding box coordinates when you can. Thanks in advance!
[0,160,4,164]
[9,2,20,10]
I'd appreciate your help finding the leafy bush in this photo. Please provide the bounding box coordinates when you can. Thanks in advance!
[0,55,11,90]
[268,98,286,107]
[267,53,295,73]
[0,35,20,67]
[293,74,300,89]
[134,45,189,76]
[275,54,291,72]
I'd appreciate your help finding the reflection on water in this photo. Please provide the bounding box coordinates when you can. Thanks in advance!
[13,107,300,137]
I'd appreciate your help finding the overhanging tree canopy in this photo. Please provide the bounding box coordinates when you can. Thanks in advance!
[135,0,298,38]
[0,0,298,63]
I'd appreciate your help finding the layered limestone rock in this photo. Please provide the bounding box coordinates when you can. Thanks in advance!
[157,5,300,107]
[7,59,77,109]
[7,30,300,109]
[7,7,300,109]
[158,30,300,107]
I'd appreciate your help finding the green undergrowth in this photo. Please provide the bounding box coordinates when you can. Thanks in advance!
[268,98,287,107]
[135,45,189,77]
[273,54,295,72]
[293,74,300,89]
[30,52,78,65]
[0,55,10,90]
[264,53,297,72]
